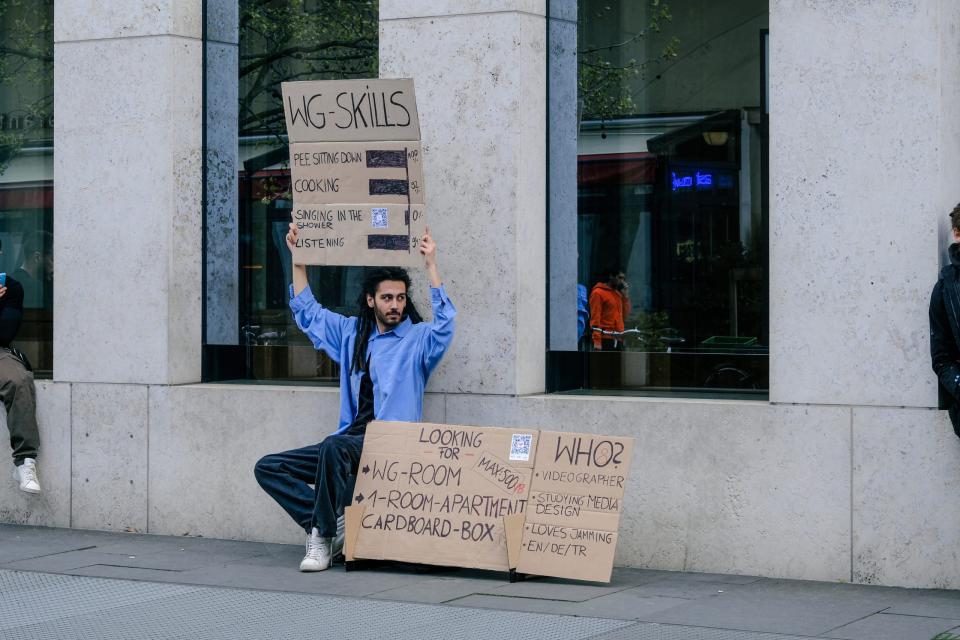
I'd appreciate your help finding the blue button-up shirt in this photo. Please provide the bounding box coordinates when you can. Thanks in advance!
[290,284,456,434]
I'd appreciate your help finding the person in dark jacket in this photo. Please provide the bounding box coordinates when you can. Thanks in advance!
[929,202,960,437]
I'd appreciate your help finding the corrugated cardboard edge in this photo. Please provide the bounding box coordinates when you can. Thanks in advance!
[504,512,526,570]
[344,504,364,562]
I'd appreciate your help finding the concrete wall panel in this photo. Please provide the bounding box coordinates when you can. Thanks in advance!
[446,394,852,582]
[769,1,945,407]
[54,36,202,385]
[54,0,202,42]
[70,384,148,532]
[148,385,349,544]
[852,406,960,589]
[380,12,546,395]
[0,382,71,527]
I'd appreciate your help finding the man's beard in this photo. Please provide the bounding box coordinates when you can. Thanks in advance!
[375,307,403,328]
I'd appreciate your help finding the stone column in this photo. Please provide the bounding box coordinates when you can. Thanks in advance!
[769,0,957,408]
[53,0,204,532]
[54,0,203,385]
[547,1,579,352]
[204,2,239,345]
[770,0,960,588]
[380,1,547,395]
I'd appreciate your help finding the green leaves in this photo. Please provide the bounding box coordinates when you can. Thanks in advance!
[577,1,678,122]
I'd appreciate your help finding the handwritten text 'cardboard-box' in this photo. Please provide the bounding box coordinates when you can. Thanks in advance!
[346,421,539,572]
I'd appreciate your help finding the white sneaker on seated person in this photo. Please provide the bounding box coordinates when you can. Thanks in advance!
[13,458,40,494]
[300,527,332,572]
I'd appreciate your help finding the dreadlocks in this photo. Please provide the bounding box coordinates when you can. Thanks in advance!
[350,267,423,374]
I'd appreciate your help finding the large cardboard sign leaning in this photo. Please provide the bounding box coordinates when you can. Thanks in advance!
[345,422,634,583]
[281,79,426,266]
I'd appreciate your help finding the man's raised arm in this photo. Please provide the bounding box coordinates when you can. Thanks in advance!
[286,222,352,360]
[419,226,441,288]
[287,222,310,296]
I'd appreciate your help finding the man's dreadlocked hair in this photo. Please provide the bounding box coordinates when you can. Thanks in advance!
[350,267,423,374]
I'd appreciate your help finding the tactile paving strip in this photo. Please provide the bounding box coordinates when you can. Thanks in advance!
[0,569,630,640]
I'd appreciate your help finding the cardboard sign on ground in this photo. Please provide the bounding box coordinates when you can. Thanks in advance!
[290,141,425,205]
[282,79,420,143]
[281,79,426,267]
[515,431,634,583]
[346,421,539,572]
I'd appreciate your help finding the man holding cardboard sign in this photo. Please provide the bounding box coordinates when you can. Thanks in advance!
[254,223,455,571]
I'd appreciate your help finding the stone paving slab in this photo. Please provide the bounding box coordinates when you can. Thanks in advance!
[0,570,632,640]
[822,612,960,640]
[448,592,691,620]
[2,523,960,640]
[643,581,894,637]
[480,577,628,601]
[370,576,512,604]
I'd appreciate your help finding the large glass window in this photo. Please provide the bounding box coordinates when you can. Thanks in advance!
[0,2,54,376]
[203,1,378,382]
[548,0,768,397]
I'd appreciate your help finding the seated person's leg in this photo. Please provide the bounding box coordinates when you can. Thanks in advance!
[312,433,364,538]
[0,352,40,493]
[254,443,325,532]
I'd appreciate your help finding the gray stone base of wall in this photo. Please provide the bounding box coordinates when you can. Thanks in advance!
[1,381,956,590]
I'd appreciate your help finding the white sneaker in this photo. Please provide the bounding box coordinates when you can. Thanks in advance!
[299,528,332,572]
[13,458,41,494]
[332,515,345,559]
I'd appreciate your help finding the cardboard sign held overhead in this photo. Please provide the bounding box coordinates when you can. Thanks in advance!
[281,78,427,267]
[347,421,539,572]
[515,431,634,583]
[282,79,420,143]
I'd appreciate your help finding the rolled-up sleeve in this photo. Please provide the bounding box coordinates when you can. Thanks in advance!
[289,284,353,363]
[422,285,456,374]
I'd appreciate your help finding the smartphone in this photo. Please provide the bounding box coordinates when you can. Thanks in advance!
[0,273,7,287]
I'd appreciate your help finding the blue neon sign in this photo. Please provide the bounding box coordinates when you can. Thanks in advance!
[671,172,693,191]
[671,169,731,192]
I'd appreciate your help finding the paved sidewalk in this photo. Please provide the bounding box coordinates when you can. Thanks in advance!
[1,524,959,640]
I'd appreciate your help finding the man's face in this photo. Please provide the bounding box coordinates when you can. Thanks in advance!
[609,272,626,290]
[367,280,407,330]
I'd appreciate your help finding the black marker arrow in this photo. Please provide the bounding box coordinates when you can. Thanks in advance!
[355,493,364,503]
[362,465,370,475]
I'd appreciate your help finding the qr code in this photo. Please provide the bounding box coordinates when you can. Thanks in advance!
[371,207,388,228]
[510,434,532,461]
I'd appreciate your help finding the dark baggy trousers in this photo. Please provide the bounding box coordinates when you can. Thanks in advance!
[254,433,363,537]
[0,350,39,465]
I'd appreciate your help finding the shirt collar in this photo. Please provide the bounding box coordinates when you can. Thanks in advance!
[374,316,412,339]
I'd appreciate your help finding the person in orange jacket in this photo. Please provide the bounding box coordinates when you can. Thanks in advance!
[589,268,631,351]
